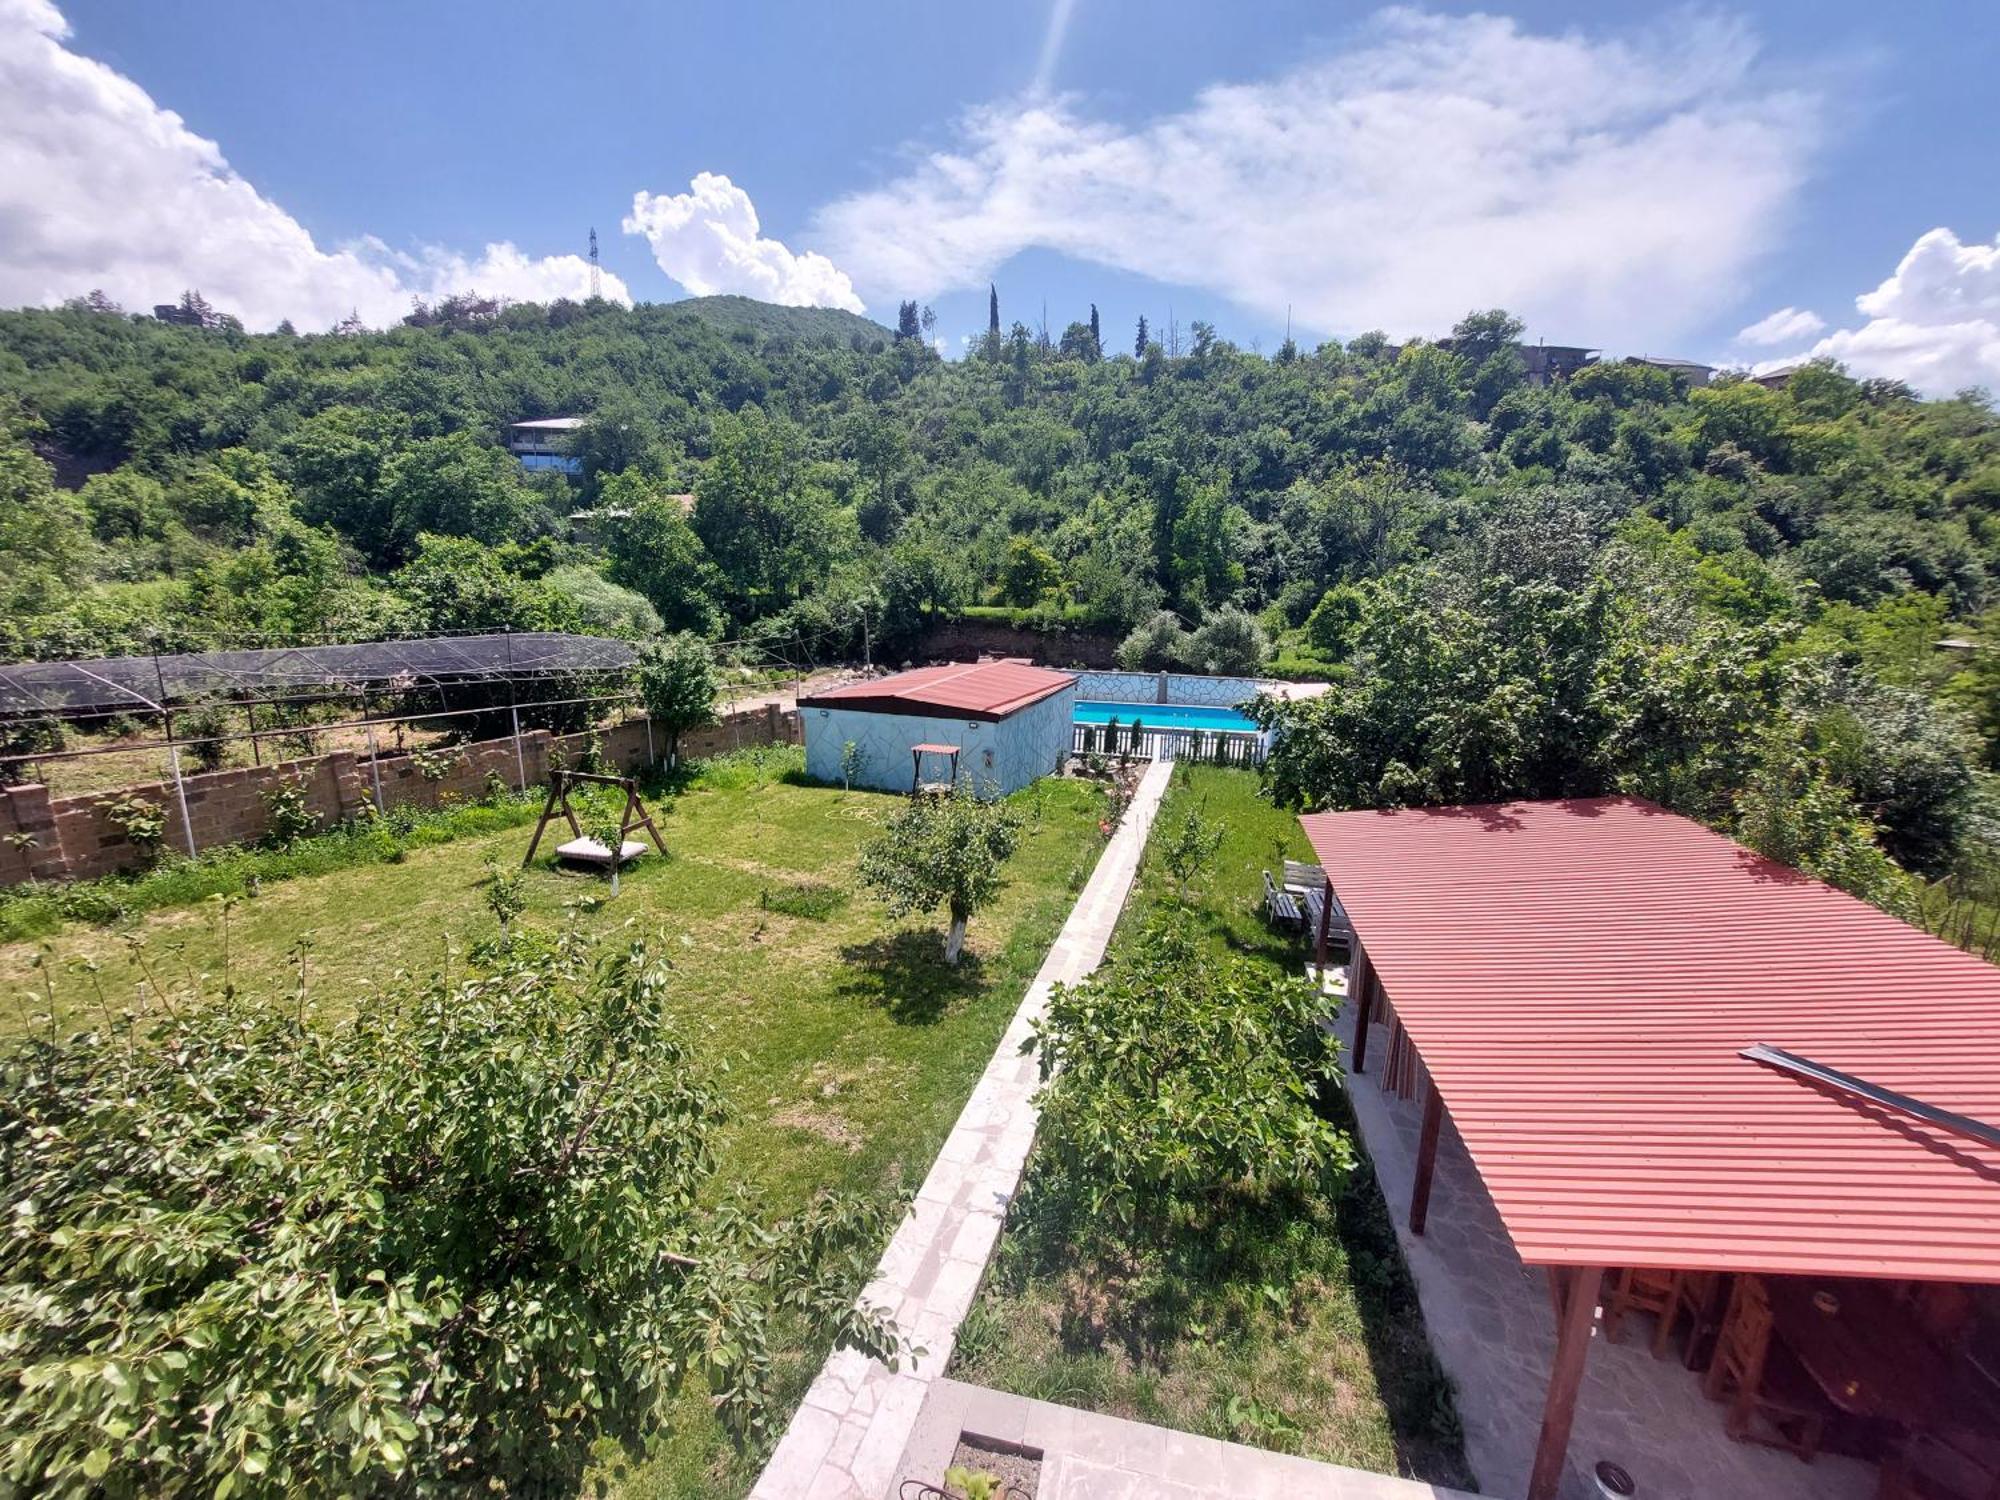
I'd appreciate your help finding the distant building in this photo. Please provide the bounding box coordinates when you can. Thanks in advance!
[1428,337,1599,386]
[1749,365,1803,391]
[1517,343,1598,386]
[506,417,586,475]
[1625,355,1715,388]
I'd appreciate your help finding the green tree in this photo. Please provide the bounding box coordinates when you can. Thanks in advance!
[601,474,725,637]
[1116,610,1189,671]
[381,431,530,562]
[858,791,1022,965]
[0,429,92,621]
[1185,607,1269,675]
[998,535,1061,606]
[635,632,720,767]
[0,935,901,1496]
[1028,915,1351,1239]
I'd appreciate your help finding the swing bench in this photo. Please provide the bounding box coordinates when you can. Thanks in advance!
[522,770,669,869]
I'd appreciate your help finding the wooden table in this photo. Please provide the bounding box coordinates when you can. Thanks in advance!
[1762,1276,2000,1436]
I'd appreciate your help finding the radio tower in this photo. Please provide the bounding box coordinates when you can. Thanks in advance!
[588,227,602,300]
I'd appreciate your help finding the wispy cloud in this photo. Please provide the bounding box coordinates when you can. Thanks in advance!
[1032,0,1080,97]
[1755,228,2000,396]
[0,0,628,328]
[813,8,1825,349]
[1736,306,1824,345]
[622,172,863,312]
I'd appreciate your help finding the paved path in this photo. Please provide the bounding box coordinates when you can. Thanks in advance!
[751,759,1175,1500]
[1335,1001,1876,1500]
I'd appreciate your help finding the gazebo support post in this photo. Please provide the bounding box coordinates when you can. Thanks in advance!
[1528,1265,1603,1500]
[1350,944,1375,1075]
[1314,876,1334,969]
[1409,1083,1443,1234]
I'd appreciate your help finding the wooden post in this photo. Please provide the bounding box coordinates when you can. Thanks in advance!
[1410,1081,1444,1235]
[1350,944,1375,1075]
[1314,876,1335,970]
[1528,1265,1604,1500]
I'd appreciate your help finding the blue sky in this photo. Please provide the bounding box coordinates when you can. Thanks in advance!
[6,0,1998,389]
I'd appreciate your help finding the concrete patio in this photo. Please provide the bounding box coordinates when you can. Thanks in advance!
[1334,998,1878,1500]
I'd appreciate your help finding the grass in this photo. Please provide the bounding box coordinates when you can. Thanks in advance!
[948,763,1475,1490]
[0,786,551,945]
[1,744,1111,1497]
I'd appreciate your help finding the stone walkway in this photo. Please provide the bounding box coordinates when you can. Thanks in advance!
[750,759,1176,1500]
[896,1380,1480,1500]
[1335,1001,1878,1500]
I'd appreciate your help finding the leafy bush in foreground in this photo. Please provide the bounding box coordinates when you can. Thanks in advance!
[0,932,901,1496]
[1026,915,1353,1240]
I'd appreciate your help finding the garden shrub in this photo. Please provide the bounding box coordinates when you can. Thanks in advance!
[0,932,903,1496]
[1026,914,1352,1240]
[259,775,318,847]
[97,791,167,864]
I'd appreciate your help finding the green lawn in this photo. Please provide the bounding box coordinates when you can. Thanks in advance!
[949,763,1475,1490]
[0,746,1110,1497]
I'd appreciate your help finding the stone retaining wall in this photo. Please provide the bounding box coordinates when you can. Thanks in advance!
[0,704,798,887]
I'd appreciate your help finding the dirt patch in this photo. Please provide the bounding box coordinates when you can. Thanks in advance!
[947,1434,1041,1498]
[771,1101,863,1151]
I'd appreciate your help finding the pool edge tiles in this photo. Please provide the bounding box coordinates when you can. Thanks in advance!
[1072,699,1259,734]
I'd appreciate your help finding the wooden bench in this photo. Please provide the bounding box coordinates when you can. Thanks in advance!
[1263,870,1302,930]
[1283,859,1326,894]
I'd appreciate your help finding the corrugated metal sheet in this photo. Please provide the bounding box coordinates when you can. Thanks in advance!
[798,661,1074,721]
[1299,796,2000,1283]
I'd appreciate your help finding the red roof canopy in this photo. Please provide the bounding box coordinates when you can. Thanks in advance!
[1299,796,2000,1283]
[799,661,1074,721]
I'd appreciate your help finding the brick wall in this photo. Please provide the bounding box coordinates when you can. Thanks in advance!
[0,704,798,887]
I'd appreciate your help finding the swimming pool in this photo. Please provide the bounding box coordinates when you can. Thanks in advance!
[1073,699,1259,733]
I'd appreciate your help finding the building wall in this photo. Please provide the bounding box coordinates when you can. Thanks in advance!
[0,705,798,887]
[803,690,1072,798]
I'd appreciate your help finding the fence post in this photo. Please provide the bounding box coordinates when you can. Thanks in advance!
[166,741,197,859]
[365,721,385,814]
[510,706,528,789]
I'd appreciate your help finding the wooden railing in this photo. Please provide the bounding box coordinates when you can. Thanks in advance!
[1070,720,1266,767]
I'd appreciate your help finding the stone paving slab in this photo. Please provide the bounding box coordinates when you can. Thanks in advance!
[1334,1000,1878,1500]
[750,760,1175,1500]
[897,1380,1482,1500]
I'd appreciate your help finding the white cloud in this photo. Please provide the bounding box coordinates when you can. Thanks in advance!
[812,8,1822,348]
[622,173,863,312]
[1736,305,1824,344]
[0,0,628,329]
[1756,229,2000,396]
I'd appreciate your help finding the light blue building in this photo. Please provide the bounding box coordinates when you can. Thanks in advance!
[798,660,1076,797]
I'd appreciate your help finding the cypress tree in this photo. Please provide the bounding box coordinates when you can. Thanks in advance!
[1089,303,1101,355]
[1134,315,1149,358]
[988,284,1000,334]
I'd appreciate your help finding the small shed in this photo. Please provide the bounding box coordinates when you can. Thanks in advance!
[799,661,1076,797]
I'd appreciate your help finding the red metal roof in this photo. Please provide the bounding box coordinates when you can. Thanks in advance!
[1299,796,2000,1283]
[798,661,1074,721]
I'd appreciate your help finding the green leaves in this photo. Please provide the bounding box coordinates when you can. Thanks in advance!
[857,790,1023,964]
[1025,915,1354,1246]
[0,930,904,1495]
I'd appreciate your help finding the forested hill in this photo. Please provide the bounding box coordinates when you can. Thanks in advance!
[2,293,1999,901]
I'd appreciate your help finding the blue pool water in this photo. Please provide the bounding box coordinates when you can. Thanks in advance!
[1073,699,1258,733]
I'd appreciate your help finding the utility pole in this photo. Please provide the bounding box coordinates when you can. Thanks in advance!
[588,227,601,301]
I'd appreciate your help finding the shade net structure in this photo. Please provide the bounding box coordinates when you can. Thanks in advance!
[0,633,639,722]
